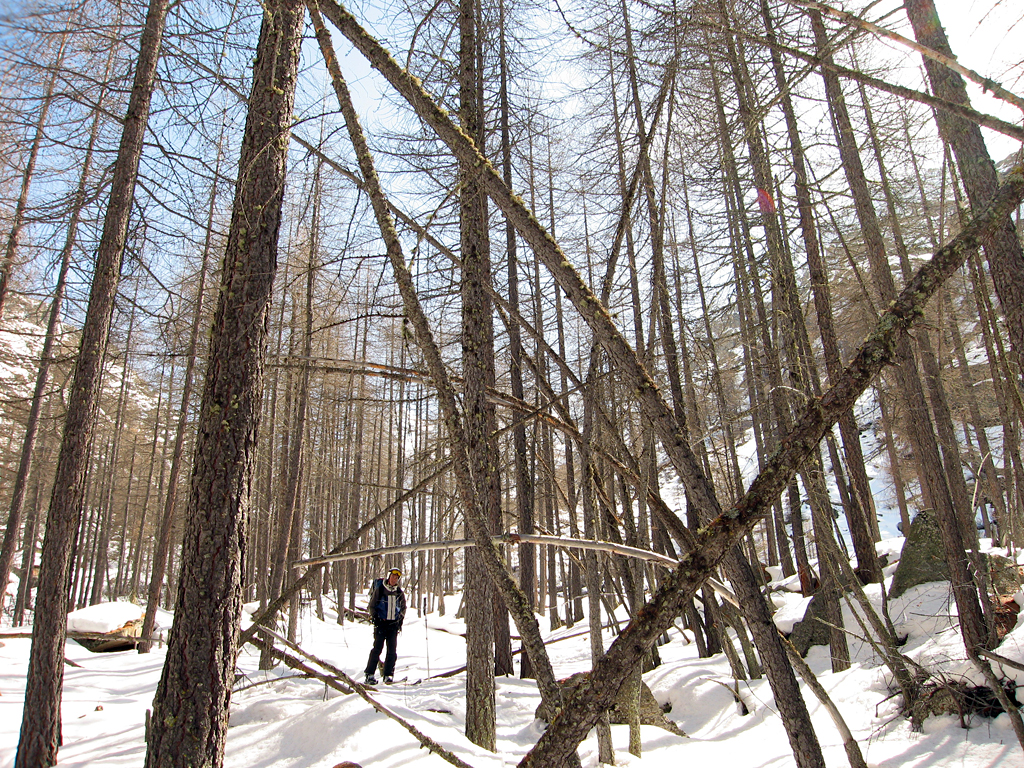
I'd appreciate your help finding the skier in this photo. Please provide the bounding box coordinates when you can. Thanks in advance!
[363,567,405,684]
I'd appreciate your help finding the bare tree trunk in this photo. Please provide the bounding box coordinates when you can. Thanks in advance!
[140,132,221,650]
[581,395,614,765]
[875,385,912,533]
[306,8,572,753]
[0,82,104,608]
[112,418,139,598]
[0,31,68,320]
[460,0,498,743]
[967,247,1024,543]
[284,167,319,644]
[15,0,169,761]
[14,460,47,626]
[92,281,143,607]
[144,0,304,763]
[761,0,879,583]
[503,0,536,669]
[811,9,992,653]
[860,79,981,559]
[131,362,168,598]
[904,0,1024,382]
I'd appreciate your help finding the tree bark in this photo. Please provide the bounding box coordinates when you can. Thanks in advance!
[811,9,992,653]
[143,0,304,764]
[460,0,498,745]
[15,0,169,762]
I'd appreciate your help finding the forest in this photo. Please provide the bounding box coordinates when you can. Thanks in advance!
[0,0,1023,765]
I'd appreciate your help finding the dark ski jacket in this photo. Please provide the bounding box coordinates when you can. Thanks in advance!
[368,579,406,627]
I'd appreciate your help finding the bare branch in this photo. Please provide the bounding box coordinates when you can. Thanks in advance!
[785,0,1024,114]
[292,534,680,569]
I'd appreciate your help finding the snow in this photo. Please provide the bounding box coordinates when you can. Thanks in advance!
[66,601,145,634]
[3,565,1023,768]
[769,592,813,634]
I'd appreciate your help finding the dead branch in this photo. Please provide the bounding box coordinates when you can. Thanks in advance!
[244,633,351,695]
[255,625,477,768]
[293,533,679,569]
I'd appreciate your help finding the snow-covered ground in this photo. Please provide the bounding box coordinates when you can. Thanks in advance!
[3,552,1024,768]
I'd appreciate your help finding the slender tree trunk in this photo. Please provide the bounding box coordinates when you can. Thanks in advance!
[139,142,218,651]
[860,79,981,558]
[284,168,319,644]
[496,1,525,666]
[113,431,139,598]
[0,84,104,607]
[131,363,168,598]
[14,459,47,625]
[904,0,1024,382]
[91,343,136,606]
[0,32,68,320]
[761,0,879,582]
[307,7,572,753]
[811,9,992,653]
[876,385,912,533]
[582,392,615,764]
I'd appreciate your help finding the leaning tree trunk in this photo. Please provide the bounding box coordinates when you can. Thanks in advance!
[904,0,1024,382]
[761,0,880,584]
[314,2,1024,760]
[811,9,992,654]
[518,174,1024,767]
[306,5,573,748]
[14,0,169,763]
[143,0,304,765]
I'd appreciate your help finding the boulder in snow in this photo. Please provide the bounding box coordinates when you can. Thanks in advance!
[788,595,831,656]
[889,509,949,599]
[986,553,1022,597]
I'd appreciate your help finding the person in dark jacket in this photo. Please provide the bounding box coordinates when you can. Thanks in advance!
[363,567,406,684]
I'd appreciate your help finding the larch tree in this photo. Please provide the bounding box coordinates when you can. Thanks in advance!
[903,0,1024,382]
[143,0,305,763]
[460,0,499,747]
[14,0,170,762]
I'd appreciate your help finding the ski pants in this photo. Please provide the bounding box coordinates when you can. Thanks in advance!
[365,621,400,677]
